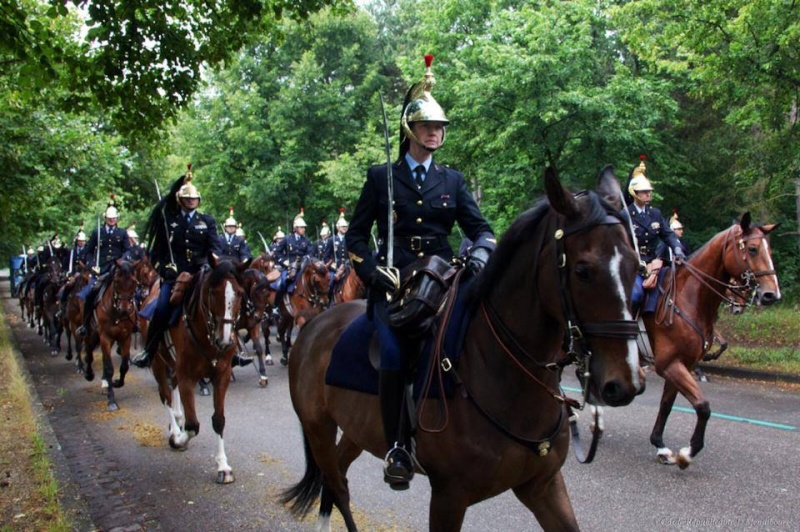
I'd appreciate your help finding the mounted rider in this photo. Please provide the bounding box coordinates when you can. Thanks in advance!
[131,164,252,369]
[76,197,133,337]
[218,206,252,265]
[273,208,312,294]
[123,224,147,262]
[269,226,285,258]
[621,156,685,315]
[346,54,496,490]
[56,227,90,314]
[312,221,333,264]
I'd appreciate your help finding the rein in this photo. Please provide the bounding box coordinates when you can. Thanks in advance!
[182,269,240,366]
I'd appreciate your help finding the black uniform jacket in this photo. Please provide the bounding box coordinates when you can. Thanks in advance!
[329,233,348,268]
[346,159,495,281]
[274,232,311,265]
[151,210,221,276]
[622,204,681,263]
[219,234,252,263]
[84,225,132,273]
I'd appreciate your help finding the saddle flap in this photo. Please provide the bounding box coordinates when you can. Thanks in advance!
[388,256,457,337]
[169,271,195,306]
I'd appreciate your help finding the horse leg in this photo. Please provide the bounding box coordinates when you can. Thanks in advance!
[512,471,579,532]
[100,338,119,412]
[211,370,234,484]
[649,378,680,464]
[113,336,131,388]
[321,435,363,531]
[428,479,470,532]
[263,320,274,366]
[653,362,710,468]
[83,336,97,382]
[250,327,269,388]
[177,376,200,444]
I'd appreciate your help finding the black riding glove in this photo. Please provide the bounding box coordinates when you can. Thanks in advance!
[369,266,400,295]
[467,247,490,275]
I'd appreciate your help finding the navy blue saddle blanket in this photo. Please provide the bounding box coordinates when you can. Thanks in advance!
[325,277,475,398]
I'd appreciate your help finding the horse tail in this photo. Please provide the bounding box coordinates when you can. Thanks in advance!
[279,429,323,517]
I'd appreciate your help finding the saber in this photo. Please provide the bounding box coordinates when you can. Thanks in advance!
[96,216,101,272]
[379,93,395,268]
[154,179,162,200]
[257,231,271,258]
[22,245,27,272]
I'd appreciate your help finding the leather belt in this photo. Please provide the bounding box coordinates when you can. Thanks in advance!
[397,235,450,252]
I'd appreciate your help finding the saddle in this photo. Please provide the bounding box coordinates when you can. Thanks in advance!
[387,256,458,338]
[169,272,194,305]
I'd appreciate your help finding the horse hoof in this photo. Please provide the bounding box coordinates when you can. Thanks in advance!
[112,379,124,388]
[259,376,269,388]
[280,356,288,366]
[656,448,676,465]
[677,447,693,469]
[107,402,119,412]
[265,355,274,366]
[65,353,73,361]
[199,387,211,397]
[84,371,94,382]
[216,470,235,484]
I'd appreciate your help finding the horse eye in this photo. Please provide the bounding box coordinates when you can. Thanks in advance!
[574,263,592,282]
[748,245,758,255]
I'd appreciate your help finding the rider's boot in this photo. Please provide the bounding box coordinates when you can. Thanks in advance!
[379,369,414,490]
[131,319,163,369]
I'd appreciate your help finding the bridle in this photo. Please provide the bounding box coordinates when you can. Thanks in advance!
[183,269,242,365]
[298,262,329,308]
[102,269,137,326]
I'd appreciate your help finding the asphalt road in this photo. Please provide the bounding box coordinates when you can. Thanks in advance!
[3,285,798,531]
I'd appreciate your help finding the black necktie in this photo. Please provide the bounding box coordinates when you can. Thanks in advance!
[414,165,425,188]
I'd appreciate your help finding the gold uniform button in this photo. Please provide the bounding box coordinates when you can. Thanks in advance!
[417,252,424,258]
[416,200,423,206]
[416,218,422,224]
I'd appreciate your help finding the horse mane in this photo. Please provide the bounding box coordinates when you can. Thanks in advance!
[473,189,616,303]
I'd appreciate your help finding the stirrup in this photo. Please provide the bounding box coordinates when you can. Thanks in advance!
[383,444,414,489]
[130,350,152,369]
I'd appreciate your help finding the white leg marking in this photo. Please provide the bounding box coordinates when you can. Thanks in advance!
[215,433,232,474]
[316,514,332,532]
[610,246,642,389]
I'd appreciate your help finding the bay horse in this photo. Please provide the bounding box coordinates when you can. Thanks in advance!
[149,258,245,484]
[237,267,273,387]
[134,256,160,344]
[276,257,330,365]
[331,264,366,305]
[81,259,139,411]
[282,167,644,531]
[62,263,92,365]
[644,212,780,468]
[40,257,65,356]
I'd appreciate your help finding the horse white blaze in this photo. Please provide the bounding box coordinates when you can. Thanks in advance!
[610,246,642,388]
[761,239,781,299]
[222,280,236,344]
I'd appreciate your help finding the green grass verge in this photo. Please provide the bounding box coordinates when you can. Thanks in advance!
[715,305,800,375]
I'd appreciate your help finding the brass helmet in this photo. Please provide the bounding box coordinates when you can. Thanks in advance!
[235,223,245,237]
[26,247,35,255]
[51,235,63,249]
[274,226,285,240]
[127,224,139,240]
[175,163,201,203]
[320,222,330,238]
[293,208,307,229]
[224,206,237,227]
[105,194,119,219]
[76,231,87,242]
[669,211,684,230]
[628,155,654,197]
[401,54,449,153]
[335,208,349,229]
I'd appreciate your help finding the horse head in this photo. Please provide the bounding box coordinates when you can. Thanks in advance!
[110,259,138,317]
[303,259,331,307]
[476,166,643,408]
[204,257,245,351]
[726,213,781,306]
[242,268,271,322]
[134,256,159,298]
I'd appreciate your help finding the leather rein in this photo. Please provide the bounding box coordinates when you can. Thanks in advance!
[182,269,241,367]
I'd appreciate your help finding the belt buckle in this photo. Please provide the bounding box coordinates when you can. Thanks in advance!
[410,236,422,251]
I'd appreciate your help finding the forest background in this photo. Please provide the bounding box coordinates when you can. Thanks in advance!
[2,0,799,302]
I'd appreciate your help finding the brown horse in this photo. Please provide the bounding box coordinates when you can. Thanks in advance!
[276,257,331,365]
[40,257,65,356]
[62,263,92,365]
[281,167,644,531]
[133,256,160,344]
[237,267,273,387]
[331,264,366,305]
[643,212,780,468]
[81,260,139,411]
[149,258,245,483]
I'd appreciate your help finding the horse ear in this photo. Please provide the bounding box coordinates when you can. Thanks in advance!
[544,166,579,218]
[210,254,219,269]
[761,222,780,234]
[740,212,752,232]
[596,165,622,211]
